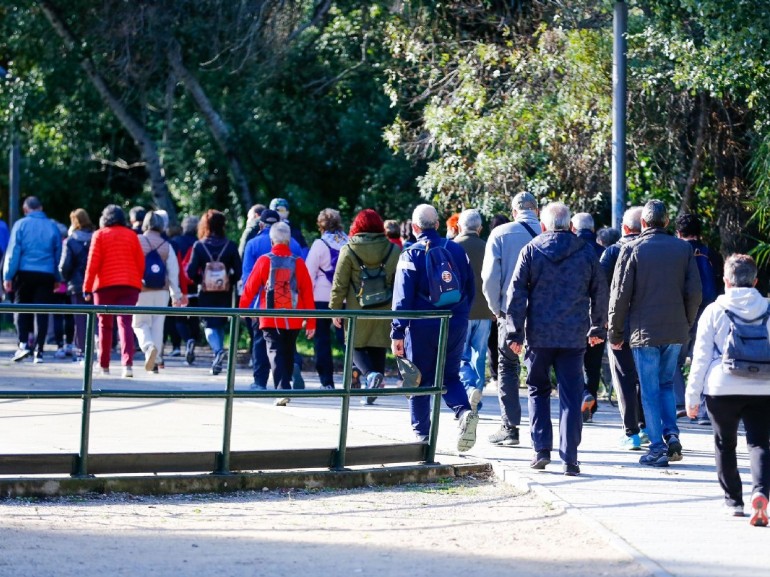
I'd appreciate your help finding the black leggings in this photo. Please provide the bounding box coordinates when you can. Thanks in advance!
[352,347,386,377]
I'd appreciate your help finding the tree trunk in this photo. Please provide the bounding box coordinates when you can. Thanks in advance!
[167,39,254,211]
[679,92,709,215]
[38,0,178,223]
[713,101,753,257]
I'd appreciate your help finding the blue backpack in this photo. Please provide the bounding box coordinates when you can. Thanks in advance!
[693,246,718,305]
[320,239,341,284]
[411,239,462,307]
[143,241,167,289]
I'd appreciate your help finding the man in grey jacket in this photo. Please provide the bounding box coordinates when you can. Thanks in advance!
[506,202,608,476]
[609,200,702,467]
[2,196,62,363]
[481,191,541,446]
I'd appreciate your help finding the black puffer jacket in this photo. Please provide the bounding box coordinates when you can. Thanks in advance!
[59,229,93,295]
[505,230,608,349]
[608,227,702,347]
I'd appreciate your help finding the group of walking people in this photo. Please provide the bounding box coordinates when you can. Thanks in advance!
[1,192,767,527]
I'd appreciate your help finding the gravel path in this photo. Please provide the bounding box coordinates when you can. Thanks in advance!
[0,476,652,577]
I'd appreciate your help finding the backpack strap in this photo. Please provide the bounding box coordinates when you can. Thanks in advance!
[197,240,214,261]
[214,241,228,262]
[519,221,539,239]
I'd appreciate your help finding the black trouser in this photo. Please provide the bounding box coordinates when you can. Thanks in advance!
[263,327,299,391]
[175,296,201,343]
[488,323,499,380]
[52,292,74,347]
[251,322,270,387]
[313,301,335,387]
[583,339,604,412]
[14,271,55,352]
[608,342,646,436]
[352,346,386,377]
[705,395,770,507]
[496,318,522,429]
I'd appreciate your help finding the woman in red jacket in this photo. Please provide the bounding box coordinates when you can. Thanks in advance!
[239,222,315,405]
[83,204,145,378]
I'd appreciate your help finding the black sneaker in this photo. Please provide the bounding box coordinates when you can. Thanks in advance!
[563,462,581,476]
[185,339,196,365]
[665,435,683,462]
[211,350,226,375]
[530,451,551,470]
[488,426,520,446]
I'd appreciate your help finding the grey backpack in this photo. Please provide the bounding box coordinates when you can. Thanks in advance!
[718,304,770,378]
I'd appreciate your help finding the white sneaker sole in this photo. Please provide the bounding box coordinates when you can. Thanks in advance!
[457,412,479,452]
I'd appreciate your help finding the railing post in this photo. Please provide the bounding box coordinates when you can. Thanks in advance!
[332,315,357,470]
[425,314,450,464]
[75,310,97,477]
[218,314,241,474]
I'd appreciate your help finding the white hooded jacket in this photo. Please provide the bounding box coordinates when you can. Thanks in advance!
[686,287,770,407]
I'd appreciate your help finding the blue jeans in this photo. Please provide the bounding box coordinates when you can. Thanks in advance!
[205,327,224,354]
[632,344,682,453]
[460,319,492,391]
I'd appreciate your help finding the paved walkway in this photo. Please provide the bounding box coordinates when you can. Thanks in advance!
[0,330,765,577]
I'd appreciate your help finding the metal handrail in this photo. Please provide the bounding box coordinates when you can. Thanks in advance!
[0,303,451,476]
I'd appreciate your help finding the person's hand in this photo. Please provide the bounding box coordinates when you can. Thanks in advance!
[588,336,604,347]
[305,328,315,339]
[509,342,522,355]
[53,282,62,292]
[391,339,405,357]
[611,340,624,350]
[3,281,12,293]
[83,292,93,302]
[179,294,189,307]
[686,405,699,419]
[332,317,343,329]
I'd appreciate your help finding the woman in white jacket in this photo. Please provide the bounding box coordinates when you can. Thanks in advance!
[686,254,770,526]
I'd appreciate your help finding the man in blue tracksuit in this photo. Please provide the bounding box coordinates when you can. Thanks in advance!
[391,204,479,452]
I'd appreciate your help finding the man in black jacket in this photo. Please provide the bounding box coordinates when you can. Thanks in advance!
[609,200,702,467]
[506,202,608,476]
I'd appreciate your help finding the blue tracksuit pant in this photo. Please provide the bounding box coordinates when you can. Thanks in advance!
[405,320,471,436]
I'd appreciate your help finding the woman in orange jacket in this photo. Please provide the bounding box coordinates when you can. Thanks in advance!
[239,222,315,404]
[83,204,145,377]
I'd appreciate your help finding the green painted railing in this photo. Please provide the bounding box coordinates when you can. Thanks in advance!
[0,303,451,477]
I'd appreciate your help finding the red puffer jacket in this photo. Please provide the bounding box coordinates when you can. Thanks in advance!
[83,225,145,293]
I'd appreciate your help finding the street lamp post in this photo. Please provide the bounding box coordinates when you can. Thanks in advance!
[612,1,628,229]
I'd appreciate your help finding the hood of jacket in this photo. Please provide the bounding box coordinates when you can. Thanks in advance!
[348,232,393,266]
[70,229,93,243]
[715,287,768,320]
[532,230,586,264]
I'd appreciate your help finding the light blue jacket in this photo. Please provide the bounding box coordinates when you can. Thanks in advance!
[2,211,62,282]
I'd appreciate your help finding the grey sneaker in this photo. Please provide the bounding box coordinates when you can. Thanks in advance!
[363,371,384,405]
[274,397,290,407]
[468,388,482,414]
[666,434,683,462]
[488,425,520,446]
[185,339,196,365]
[457,410,479,452]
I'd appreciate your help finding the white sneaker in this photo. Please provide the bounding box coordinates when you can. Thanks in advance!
[122,366,133,378]
[99,367,110,376]
[144,345,158,372]
[33,352,45,364]
[457,410,479,452]
[274,397,290,406]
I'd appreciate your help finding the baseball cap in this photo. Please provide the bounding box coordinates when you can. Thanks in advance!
[512,192,538,211]
[269,198,290,211]
[397,356,422,392]
[260,209,281,225]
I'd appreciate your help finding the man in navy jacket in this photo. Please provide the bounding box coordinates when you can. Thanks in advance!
[506,202,608,475]
[391,204,478,452]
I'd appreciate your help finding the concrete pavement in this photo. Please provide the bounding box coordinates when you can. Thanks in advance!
[0,330,765,577]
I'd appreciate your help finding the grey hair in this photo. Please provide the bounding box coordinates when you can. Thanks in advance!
[269,221,291,245]
[412,204,439,230]
[724,254,757,288]
[142,211,165,233]
[23,196,42,211]
[154,209,169,232]
[642,200,668,228]
[541,202,571,232]
[458,209,482,233]
[622,207,643,233]
[597,227,621,247]
[100,204,126,227]
[181,215,199,235]
[571,212,594,232]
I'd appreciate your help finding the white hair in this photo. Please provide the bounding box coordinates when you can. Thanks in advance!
[458,209,482,233]
[412,204,439,230]
[269,221,291,245]
[541,202,571,232]
[570,212,594,232]
[622,207,643,232]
